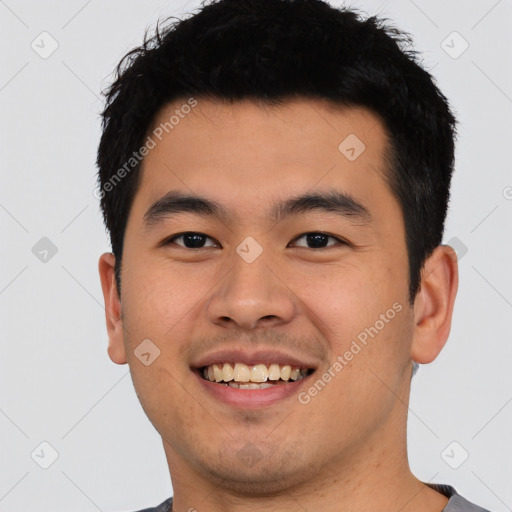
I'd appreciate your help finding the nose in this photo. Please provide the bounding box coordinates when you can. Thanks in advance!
[207,250,296,331]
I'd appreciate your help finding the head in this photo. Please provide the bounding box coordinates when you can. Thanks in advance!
[97,0,458,497]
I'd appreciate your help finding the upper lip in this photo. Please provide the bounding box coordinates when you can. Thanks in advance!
[190,348,319,370]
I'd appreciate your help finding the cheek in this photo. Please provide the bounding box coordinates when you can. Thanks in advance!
[291,257,411,370]
[122,257,207,339]
[293,260,398,329]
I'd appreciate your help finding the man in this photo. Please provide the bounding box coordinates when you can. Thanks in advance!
[96,1,491,511]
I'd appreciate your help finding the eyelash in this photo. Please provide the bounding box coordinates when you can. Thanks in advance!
[163,231,347,249]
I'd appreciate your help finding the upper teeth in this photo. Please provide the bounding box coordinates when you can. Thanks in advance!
[202,363,309,383]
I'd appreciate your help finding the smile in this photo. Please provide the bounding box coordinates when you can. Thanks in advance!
[200,362,314,389]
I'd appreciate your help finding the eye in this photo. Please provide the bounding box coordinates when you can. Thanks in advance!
[165,232,219,249]
[290,232,345,249]
[164,231,345,250]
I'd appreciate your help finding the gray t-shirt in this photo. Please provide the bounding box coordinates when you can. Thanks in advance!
[133,483,491,511]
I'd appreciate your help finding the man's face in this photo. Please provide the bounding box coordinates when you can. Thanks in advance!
[110,98,417,491]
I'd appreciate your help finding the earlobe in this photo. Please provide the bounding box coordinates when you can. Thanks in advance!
[411,245,459,364]
[98,252,127,365]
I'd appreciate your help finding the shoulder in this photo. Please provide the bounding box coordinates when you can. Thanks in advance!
[130,497,173,512]
[429,483,492,512]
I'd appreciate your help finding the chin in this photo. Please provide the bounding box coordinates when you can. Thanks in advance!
[193,446,317,496]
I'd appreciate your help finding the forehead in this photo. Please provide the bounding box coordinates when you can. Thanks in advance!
[145,96,388,159]
[133,97,394,223]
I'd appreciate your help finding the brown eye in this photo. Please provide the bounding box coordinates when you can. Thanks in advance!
[291,232,343,249]
[166,232,218,249]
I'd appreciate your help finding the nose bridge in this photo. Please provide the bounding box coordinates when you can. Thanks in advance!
[207,245,295,330]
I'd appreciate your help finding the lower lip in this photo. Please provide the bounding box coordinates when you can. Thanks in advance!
[193,370,312,409]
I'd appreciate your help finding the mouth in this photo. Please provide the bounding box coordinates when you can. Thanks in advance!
[190,349,319,408]
[197,362,315,389]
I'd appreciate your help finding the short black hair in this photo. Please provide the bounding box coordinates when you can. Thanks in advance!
[96,0,457,303]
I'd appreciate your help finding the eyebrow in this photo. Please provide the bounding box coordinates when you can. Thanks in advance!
[143,189,372,228]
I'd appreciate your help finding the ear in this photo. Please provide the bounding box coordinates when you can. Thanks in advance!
[411,245,459,364]
[98,252,127,365]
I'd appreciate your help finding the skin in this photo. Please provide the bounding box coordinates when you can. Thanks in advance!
[99,97,458,512]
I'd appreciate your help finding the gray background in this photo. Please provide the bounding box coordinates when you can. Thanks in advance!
[1,0,511,511]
